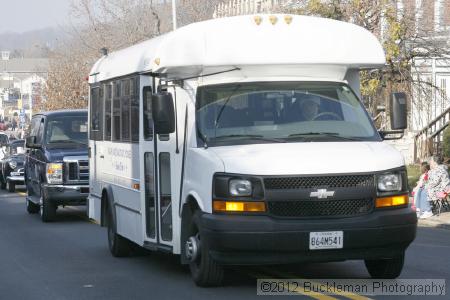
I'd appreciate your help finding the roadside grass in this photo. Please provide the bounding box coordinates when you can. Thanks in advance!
[407,164,421,191]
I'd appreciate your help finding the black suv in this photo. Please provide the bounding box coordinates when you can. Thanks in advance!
[0,139,25,192]
[25,110,89,222]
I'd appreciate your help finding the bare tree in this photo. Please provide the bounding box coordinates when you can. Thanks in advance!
[286,0,450,128]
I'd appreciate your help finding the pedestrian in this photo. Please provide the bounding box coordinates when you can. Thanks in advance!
[418,156,450,219]
[12,119,16,131]
[413,162,430,216]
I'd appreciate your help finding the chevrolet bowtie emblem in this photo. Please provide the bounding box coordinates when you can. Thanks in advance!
[310,189,335,199]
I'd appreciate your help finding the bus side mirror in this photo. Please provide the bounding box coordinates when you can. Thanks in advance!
[390,92,407,130]
[152,92,176,135]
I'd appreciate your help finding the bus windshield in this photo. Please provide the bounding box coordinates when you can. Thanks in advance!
[45,115,88,147]
[196,82,380,147]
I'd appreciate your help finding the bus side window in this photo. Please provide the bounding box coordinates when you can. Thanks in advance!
[130,78,139,142]
[112,81,121,141]
[104,84,112,140]
[143,86,153,140]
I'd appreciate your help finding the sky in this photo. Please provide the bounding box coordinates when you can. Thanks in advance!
[0,0,72,33]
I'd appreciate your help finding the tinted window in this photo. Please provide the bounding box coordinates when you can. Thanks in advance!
[90,87,103,140]
[112,82,121,141]
[104,84,112,140]
[143,87,153,141]
[0,134,8,145]
[131,78,139,142]
[121,80,130,141]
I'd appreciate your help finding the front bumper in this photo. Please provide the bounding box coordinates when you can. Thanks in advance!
[42,184,89,205]
[199,208,417,265]
[7,169,25,183]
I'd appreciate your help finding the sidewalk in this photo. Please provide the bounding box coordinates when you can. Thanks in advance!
[418,211,450,229]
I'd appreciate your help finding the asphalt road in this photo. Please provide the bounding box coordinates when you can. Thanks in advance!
[0,187,448,300]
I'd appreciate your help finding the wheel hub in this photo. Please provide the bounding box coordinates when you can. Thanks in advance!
[185,235,200,262]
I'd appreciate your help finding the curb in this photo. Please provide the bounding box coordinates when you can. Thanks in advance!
[418,219,450,230]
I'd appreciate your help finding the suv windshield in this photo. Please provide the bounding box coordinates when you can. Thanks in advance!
[196,82,380,146]
[45,115,88,146]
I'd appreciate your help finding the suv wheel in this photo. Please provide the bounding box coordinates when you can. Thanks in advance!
[26,199,40,214]
[107,202,131,257]
[40,189,56,222]
[0,180,6,190]
[365,253,405,279]
[187,211,224,287]
[7,180,15,193]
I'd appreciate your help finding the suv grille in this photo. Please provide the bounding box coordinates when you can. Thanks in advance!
[264,175,374,190]
[268,199,374,218]
[66,160,89,182]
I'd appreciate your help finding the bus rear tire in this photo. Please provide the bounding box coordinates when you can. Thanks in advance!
[107,204,131,257]
[364,253,404,279]
[188,211,224,287]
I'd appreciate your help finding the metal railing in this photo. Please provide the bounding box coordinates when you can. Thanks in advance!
[413,106,450,162]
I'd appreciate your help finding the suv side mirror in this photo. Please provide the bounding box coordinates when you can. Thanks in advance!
[25,136,37,148]
[390,92,407,130]
[152,92,175,135]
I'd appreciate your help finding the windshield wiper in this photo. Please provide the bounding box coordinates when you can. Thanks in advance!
[214,134,285,143]
[214,84,242,129]
[288,132,361,141]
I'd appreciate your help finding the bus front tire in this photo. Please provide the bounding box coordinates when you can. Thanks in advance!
[364,253,404,279]
[188,211,224,287]
[107,204,131,257]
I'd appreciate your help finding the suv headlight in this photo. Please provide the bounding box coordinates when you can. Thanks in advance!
[8,161,17,169]
[377,173,402,192]
[229,179,252,196]
[46,163,63,184]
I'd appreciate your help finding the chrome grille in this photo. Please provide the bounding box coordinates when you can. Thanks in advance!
[264,175,374,190]
[65,159,89,182]
[268,199,374,218]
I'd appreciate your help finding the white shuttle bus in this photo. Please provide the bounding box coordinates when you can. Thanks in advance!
[88,15,417,286]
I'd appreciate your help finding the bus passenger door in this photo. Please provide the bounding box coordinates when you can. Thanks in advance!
[142,83,176,248]
[142,84,158,244]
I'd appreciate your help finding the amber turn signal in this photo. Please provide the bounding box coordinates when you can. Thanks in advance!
[213,201,266,212]
[375,194,408,208]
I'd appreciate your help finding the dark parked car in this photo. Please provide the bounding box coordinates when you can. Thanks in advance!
[0,139,25,192]
[25,110,89,222]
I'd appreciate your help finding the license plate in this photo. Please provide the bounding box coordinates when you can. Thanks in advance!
[309,231,343,250]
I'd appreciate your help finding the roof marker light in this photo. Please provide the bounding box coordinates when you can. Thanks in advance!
[154,58,160,65]
[254,16,262,26]
[284,15,293,25]
[269,15,278,25]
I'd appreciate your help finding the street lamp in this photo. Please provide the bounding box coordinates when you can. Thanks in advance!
[172,0,177,30]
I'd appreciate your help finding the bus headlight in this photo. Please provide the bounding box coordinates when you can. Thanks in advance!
[377,173,402,192]
[229,179,252,196]
[46,163,63,184]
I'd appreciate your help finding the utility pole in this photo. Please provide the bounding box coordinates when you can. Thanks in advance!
[172,0,177,30]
